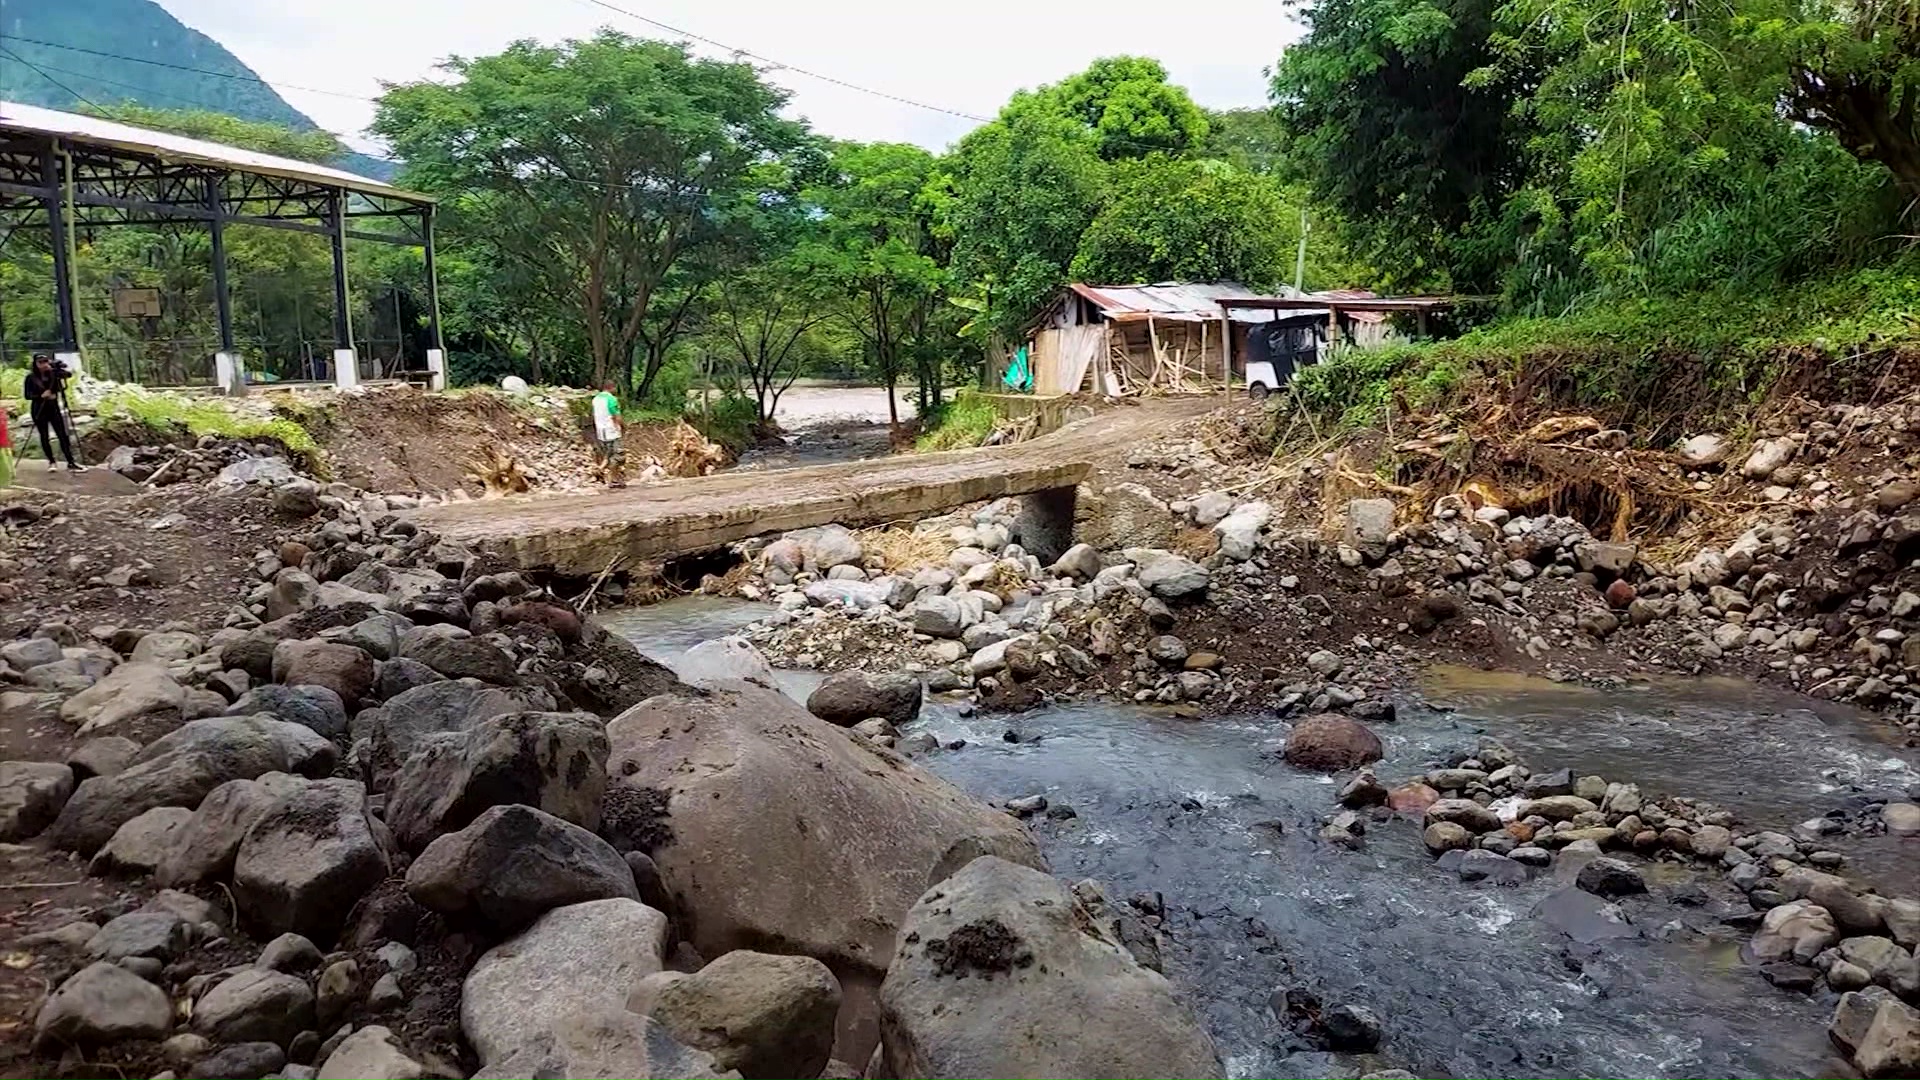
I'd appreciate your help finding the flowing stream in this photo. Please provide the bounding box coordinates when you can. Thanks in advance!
[604,599,1920,1080]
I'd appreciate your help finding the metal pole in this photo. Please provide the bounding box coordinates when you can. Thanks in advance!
[42,143,75,353]
[422,205,443,351]
[1294,207,1310,294]
[329,190,352,351]
[206,175,235,353]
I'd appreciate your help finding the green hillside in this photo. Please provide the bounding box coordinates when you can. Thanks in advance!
[0,0,396,179]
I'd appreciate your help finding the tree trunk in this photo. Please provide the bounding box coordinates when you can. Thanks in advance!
[1793,67,1920,201]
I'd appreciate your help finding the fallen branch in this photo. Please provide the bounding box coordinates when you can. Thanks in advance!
[574,555,625,611]
[0,880,83,890]
[140,455,185,487]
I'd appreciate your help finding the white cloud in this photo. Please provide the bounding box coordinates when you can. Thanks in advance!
[154,0,1300,154]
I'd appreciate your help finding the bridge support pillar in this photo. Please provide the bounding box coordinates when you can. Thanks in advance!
[1012,485,1077,566]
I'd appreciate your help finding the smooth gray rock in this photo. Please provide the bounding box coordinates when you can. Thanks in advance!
[226,685,349,740]
[351,681,551,792]
[35,961,172,1044]
[0,760,75,841]
[461,898,669,1068]
[192,968,315,1046]
[233,778,390,941]
[86,910,190,963]
[156,773,309,887]
[805,670,922,727]
[627,950,839,1079]
[406,804,637,932]
[386,711,608,852]
[472,1009,735,1080]
[48,715,336,854]
[316,1025,443,1080]
[90,805,195,876]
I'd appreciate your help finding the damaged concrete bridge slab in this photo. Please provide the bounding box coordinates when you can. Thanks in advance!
[405,441,1095,577]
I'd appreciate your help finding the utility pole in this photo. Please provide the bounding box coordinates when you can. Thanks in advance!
[1294,208,1310,294]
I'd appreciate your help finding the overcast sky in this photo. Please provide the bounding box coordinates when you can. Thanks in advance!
[155,0,1300,155]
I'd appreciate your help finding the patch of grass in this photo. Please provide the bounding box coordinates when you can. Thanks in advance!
[916,390,998,452]
[0,366,23,400]
[93,388,320,461]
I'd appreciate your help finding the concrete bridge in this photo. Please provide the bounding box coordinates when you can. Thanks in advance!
[405,400,1207,577]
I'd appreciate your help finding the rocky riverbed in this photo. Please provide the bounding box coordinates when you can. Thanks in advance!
[9,395,1920,1079]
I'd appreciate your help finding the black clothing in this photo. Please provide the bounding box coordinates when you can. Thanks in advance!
[24,368,78,467]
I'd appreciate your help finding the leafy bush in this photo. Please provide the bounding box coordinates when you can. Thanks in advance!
[692,394,759,453]
[0,366,23,400]
[916,390,999,451]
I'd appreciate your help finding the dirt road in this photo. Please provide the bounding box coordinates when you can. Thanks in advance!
[406,396,1216,573]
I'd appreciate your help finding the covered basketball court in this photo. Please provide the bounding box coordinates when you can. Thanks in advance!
[0,100,445,392]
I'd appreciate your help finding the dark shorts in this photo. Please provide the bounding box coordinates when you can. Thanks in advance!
[594,437,624,465]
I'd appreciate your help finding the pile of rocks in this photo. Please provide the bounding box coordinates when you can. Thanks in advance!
[103,438,309,488]
[4,466,1224,1078]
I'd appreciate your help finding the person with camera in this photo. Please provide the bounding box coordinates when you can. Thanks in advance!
[22,353,83,472]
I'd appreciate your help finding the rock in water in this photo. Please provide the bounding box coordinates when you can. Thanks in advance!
[1750,900,1838,964]
[472,1009,735,1080]
[406,804,638,932]
[385,710,609,851]
[462,898,669,1069]
[628,950,840,1079]
[806,671,923,727]
[1575,857,1647,899]
[604,683,1043,1052]
[47,716,336,854]
[35,961,172,1045]
[232,778,390,941]
[0,761,75,841]
[1281,715,1384,772]
[878,857,1219,1079]
[678,637,776,688]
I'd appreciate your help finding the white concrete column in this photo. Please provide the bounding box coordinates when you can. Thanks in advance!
[426,348,446,392]
[54,350,84,380]
[333,349,359,390]
[214,351,247,396]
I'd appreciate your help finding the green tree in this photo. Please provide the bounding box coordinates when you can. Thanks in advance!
[802,142,949,429]
[1048,56,1211,159]
[87,103,344,163]
[372,31,809,393]
[1071,157,1319,288]
[1201,107,1295,175]
[947,109,1106,344]
[1271,0,1541,290]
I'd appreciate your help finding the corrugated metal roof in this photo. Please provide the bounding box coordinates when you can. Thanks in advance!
[1310,289,1387,323]
[1068,281,1326,323]
[0,100,424,201]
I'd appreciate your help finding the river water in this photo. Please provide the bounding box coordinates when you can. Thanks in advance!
[604,598,1920,1079]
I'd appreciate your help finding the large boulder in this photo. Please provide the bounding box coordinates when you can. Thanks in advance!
[386,711,608,851]
[806,671,922,727]
[461,897,669,1068]
[472,1009,734,1080]
[351,680,553,792]
[878,857,1219,1079]
[56,662,185,738]
[224,684,348,740]
[279,641,377,712]
[232,778,391,941]
[35,961,172,1045]
[47,716,336,854]
[400,627,516,684]
[407,804,637,932]
[155,773,308,887]
[629,950,840,1079]
[1854,996,1920,1078]
[605,683,1044,1054]
[0,760,75,841]
[1282,714,1384,772]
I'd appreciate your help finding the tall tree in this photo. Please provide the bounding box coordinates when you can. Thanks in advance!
[1048,56,1211,160]
[803,142,949,430]
[1271,0,1541,290]
[372,31,808,393]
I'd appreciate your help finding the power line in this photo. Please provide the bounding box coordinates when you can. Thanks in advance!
[2,35,379,103]
[574,0,992,123]
[0,45,107,113]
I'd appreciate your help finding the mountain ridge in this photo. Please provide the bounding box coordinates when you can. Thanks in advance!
[0,0,396,179]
